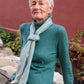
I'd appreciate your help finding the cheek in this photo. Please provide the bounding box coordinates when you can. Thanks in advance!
[42,7,50,14]
[30,7,34,14]
[42,10,49,17]
[31,9,33,14]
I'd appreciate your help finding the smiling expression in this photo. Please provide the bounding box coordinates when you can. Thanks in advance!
[30,0,53,23]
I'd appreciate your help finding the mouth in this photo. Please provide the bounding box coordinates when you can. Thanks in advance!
[34,11,41,14]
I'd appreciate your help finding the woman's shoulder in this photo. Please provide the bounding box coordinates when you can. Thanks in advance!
[52,23,66,31]
[52,23,67,35]
[19,23,32,34]
[20,23,31,31]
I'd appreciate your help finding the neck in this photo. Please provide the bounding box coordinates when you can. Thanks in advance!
[34,16,49,23]
[35,19,44,23]
[33,15,51,31]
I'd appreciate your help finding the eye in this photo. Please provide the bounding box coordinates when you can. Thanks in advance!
[32,2,36,6]
[39,3,44,5]
[32,3,35,6]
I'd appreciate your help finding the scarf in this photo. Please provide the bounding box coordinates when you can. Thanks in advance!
[11,17,53,84]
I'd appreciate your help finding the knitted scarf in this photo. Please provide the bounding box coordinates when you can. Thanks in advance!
[11,17,53,84]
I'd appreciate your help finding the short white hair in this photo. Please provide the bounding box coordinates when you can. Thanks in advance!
[29,0,54,8]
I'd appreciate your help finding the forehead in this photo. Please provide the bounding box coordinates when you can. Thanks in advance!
[31,0,47,2]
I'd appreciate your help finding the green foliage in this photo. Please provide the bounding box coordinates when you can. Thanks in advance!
[0,27,16,42]
[69,29,84,75]
[69,30,84,42]
[0,26,21,56]
[76,71,84,75]
[0,26,5,33]
[4,36,21,56]
[3,30,21,56]
[81,64,84,69]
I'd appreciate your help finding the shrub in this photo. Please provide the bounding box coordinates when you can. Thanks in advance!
[0,26,21,56]
[69,29,84,75]
[0,27,16,42]
[4,30,21,56]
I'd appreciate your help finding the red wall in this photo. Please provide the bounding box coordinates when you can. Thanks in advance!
[53,0,84,40]
[0,0,84,41]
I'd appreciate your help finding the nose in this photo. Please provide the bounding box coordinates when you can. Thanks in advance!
[34,3,40,9]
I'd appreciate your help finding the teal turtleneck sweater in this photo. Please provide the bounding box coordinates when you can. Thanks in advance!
[12,17,73,84]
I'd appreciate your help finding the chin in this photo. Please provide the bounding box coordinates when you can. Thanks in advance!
[33,16,43,20]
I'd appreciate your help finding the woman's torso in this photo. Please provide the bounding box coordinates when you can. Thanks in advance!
[20,23,63,84]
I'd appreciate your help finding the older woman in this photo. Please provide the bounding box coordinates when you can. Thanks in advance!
[11,0,73,84]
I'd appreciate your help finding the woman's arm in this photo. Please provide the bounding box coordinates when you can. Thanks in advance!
[57,26,73,84]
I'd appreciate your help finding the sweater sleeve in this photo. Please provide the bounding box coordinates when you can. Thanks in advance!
[57,26,73,84]
[19,24,24,55]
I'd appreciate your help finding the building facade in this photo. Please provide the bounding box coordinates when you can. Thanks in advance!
[0,0,84,40]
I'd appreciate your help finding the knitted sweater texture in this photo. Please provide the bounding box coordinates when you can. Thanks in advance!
[18,20,73,84]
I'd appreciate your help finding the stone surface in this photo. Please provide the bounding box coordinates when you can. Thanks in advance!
[0,73,8,84]
[0,69,10,84]
[0,55,19,68]
[0,55,19,84]
[54,72,64,84]
[1,66,16,78]
[0,55,19,77]
[0,38,3,48]
[0,54,64,84]
[0,47,13,55]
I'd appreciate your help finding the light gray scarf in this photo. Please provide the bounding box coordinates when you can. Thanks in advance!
[11,17,53,84]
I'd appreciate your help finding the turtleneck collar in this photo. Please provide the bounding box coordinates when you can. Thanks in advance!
[33,15,51,31]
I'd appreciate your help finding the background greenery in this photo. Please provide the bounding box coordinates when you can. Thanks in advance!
[0,26,21,56]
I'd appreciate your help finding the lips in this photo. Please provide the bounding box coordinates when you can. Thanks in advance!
[33,11,41,14]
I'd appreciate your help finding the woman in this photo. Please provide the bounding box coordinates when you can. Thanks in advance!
[11,0,73,84]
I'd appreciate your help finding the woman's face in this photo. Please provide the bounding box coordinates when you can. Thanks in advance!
[30,0,53,23]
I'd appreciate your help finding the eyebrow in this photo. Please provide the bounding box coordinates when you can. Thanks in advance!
[31,0,46,4]
[32,0,43,2]
[38,0,43,1]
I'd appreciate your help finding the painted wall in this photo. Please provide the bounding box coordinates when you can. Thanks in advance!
[0,0,84,41]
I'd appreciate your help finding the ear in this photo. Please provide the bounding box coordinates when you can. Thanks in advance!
[48,5,53,14]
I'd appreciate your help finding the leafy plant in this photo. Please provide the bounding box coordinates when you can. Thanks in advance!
[76,71,84,75]
[0,27,16,42]
[0,26,21,56]
[69,30,84,42]
[4,30,21,56]
[69,29,84,75]
[0,26,5,33]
